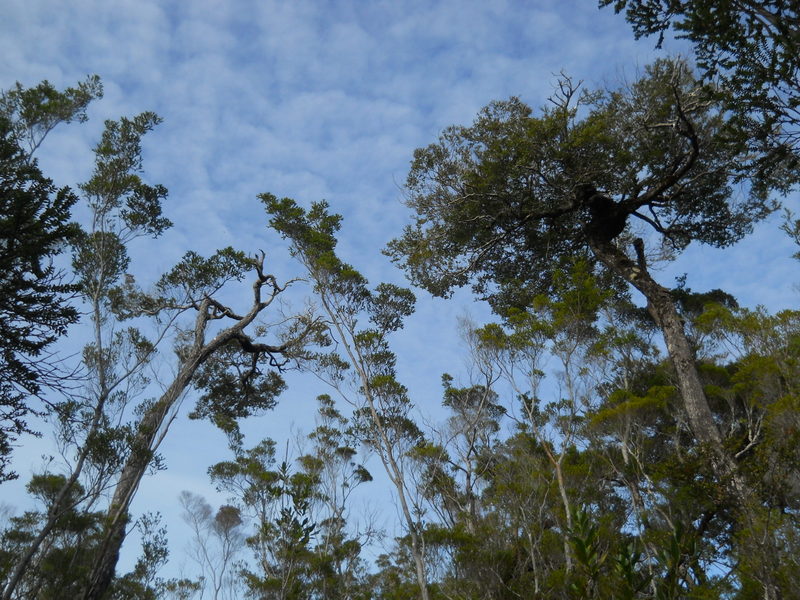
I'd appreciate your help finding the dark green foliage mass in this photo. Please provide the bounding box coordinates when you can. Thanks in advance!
[0,78,103,482]
[190,341,287,443]
[600,0,800,168]
[0,475,103,599]
[0,120,79,477]
[387,58,779,312]
[2,5,799,596]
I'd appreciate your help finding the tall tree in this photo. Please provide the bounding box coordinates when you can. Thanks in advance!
[0,77,102,482]
[299,395,373,600]
[1,111,172,600]
[265,196,432,600]
[1,105,319,600]
[209,439,318,600]
[206,398,373,600]
[80,243,312,600]
[179,491,244,600]
[474,259,613,574]
[387,59,786,522]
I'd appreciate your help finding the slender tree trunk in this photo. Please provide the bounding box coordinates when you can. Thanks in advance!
[353,369,431,600]
[320,294,431,600]
[553,459,574,572]
[390,467,430,600]
[81,317,219,599]
[1,287,115,600]
[588,236,753,511]
[80,292,282,600]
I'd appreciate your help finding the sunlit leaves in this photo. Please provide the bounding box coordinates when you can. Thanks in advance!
[157,247,254,301]
[389,58,783,314]
[79,112,171,240]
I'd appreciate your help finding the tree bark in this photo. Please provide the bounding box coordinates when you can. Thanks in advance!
[81,268,296,600]
[319,293,431,600]
[587,236,753,511]
[80,304,231,600]
[80,361,210,599]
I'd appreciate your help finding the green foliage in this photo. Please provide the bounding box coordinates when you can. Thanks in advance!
[157,247,254,300]
[190,342,287,444]
[567,508,608,598]
[208,403,374,600]
[72,229,130,298]
[0,75,102,156]
[71,111,171,308]
[0,78,101,481]
[110,513,172,600]
[3,80,310,600]
[264,196,422,461]
[0,474,103,599]
[79,112,170,238]
[3,17,799,599]
[264,194,416,325]
[591,385,673,427]
[388,58,783,313]
[600,0,800,167]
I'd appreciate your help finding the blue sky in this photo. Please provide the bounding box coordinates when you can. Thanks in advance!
[2,0,798,577]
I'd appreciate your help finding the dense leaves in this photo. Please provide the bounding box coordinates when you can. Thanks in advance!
[387,58,781,311]
[0,118,80,481]
[0,81,315,600]
[600,0,800,167]
[2,6,799,598]
[0,78,103,482]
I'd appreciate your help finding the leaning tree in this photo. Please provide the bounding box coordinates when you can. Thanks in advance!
[387,58,794,521]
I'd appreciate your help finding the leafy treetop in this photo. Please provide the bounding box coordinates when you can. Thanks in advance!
[600,0,800,168]
[387,58,787,313]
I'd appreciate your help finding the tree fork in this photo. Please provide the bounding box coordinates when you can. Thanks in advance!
[80,264,310,600]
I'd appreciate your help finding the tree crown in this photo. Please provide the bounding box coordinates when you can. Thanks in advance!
[387,58,786,312]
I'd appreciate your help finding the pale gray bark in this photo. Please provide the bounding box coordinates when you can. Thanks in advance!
[314,289,431,600]
[588,236,754,512]
[81,258,305,600]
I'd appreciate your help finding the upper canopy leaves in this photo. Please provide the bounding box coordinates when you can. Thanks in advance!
[601,0,800,164]
[0,75,102,158]
[0,78,101,481]
[387,58,786,312]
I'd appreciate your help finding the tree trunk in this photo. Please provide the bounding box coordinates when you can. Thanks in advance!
[320,294,431,600]
[81,340,219,599]
[79,296,272,600]
[80,268,295,600]
[1,355,114,600]
[588,237,753,511]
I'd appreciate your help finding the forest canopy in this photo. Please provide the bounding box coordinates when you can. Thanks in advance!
[1,2,799,600]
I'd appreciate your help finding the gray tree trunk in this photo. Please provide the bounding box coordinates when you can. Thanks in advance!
[81,267,296,600]
[81,303,227,600]
[588,236,753,511]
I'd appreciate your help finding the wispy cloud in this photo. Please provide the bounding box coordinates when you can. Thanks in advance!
[2,0,796,574]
